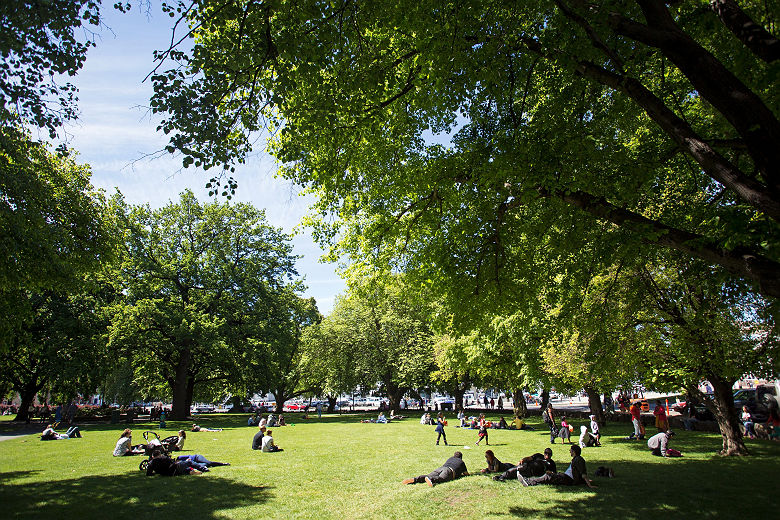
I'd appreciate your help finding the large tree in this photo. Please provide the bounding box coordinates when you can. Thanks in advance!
[321,273,436,411]
[151,0,780,300]
[0,281,113,422]
[109,190,300,419]
[622,255,780,456]
[251,291,321,414]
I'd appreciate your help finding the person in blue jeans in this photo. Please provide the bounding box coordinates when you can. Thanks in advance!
[435,413,448,445]
[40,424,81,439]
[175,454,230,472]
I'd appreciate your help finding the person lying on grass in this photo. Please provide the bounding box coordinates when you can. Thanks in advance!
[113,429,145,456]
[192,424,223,432]
[41,424,81,440]
[402,451,469,487]
[146,449,203,476]
[175,454,230,472]
[518,445,596,489]
[493,448,556,482]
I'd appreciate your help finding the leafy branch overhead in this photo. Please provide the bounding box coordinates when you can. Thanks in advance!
[149,0,780,300]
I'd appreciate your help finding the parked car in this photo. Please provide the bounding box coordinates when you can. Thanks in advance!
[733,383,779,421]
[432,396,455,411]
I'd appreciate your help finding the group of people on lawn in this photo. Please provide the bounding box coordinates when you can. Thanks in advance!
[405,401,687,488]
[45,399,683,482]
[402,445,597,489]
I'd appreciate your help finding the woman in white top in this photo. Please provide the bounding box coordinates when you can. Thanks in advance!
[113,429,143,456]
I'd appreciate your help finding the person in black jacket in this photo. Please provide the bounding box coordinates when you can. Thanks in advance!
[493,448,556,481]
[402,451,469,487]
[518,445,596,488]
[252,425,266,450]
[146,450,202,476]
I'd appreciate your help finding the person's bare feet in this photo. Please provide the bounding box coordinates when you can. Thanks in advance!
[425,477,434,487]
[402,478,414,485]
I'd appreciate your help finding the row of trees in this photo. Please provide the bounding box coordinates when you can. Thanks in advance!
[141,0,780,455]
[0,133,318,419]
[2,1,779,456]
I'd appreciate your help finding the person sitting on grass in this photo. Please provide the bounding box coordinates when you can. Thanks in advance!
[402,451,469,487]
[113,428,144,456]
[377,411,389,424]
[252,425,266,450]
[518,445,596,489]
[493,448,556,481]
[192,423,223,432]
[146,449,202,476]
[41,424,81,440]
[172,430,186,451]
[579,425,601,448]
[497,417,508,429]
[480,449,514,474]
[261,429,283,452]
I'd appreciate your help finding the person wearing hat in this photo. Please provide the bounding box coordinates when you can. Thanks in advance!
[589,414,601,443]
[647,430,675,457]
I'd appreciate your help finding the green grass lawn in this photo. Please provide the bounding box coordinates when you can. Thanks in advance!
[1,413,778,519]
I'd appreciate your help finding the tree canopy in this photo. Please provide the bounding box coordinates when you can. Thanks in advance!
[108,190,301,419]
[150,0,780,301]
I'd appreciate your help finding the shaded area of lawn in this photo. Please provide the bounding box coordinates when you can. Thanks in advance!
[0,471,269,520]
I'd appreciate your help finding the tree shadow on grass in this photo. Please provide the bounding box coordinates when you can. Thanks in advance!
[0,471,270,520]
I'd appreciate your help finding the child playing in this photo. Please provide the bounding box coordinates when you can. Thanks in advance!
[476,414,489,445]
[559,416,572,443]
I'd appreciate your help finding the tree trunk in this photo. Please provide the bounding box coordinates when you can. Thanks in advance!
[585,385,605,424]
[540,389,550,412]
[710,375,749,456]
[14,385,39,423]
[453,386,466,412]
[327,394,337,413]
[692,376,749,456]
[169,346,192,420]
[386,383,405,412]
[273,390,288,414]
[512,388,528,418]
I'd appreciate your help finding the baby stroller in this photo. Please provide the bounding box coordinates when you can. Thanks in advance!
[138,431,179,471]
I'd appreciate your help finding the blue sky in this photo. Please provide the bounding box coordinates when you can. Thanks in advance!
[64,5,345,314]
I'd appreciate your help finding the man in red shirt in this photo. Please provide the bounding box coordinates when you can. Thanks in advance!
[628,402,644,440]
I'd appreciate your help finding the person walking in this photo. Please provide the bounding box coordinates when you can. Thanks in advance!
[435,413,448,445]
[475,414,489,445]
